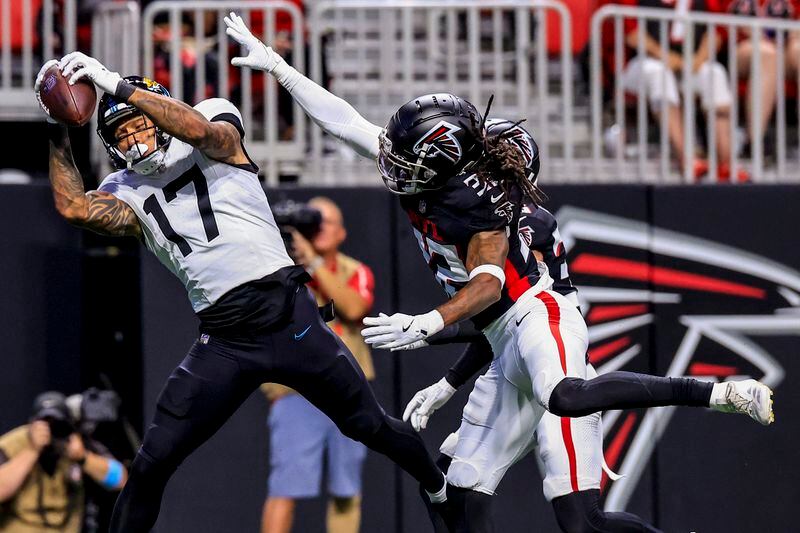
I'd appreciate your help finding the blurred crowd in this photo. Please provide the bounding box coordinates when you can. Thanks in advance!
[2,0,799,183]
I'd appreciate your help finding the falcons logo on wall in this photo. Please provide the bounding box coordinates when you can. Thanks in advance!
[413,121,463,163]
[556,207,800,512]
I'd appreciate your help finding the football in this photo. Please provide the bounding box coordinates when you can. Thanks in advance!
[38,65,97,127]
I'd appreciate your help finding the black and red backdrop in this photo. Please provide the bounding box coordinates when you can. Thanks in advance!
[2,184,798,532]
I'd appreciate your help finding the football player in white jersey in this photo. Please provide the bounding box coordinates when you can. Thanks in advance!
[36,53,451,532]
[226,13,775,533]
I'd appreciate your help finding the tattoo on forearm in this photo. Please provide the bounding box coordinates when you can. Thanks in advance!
[129,90,240,158]
[49,129,88,215]
[49,129,140,238]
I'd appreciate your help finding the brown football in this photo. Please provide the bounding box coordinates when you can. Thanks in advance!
[38,65,97,127]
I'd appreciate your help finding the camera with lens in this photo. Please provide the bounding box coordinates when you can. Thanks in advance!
[271,199,323,252]
[31,391,75,443]
[31,388,121,443]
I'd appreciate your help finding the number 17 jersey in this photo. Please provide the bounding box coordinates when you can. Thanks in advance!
[98,98,293,312]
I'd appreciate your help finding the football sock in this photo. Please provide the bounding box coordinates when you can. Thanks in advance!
[548,371,713,417]
[449,486,495,533]
[552,489,662,532]
[426,472,448,503]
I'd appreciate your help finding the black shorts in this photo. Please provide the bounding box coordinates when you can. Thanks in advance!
[141,278,384,466]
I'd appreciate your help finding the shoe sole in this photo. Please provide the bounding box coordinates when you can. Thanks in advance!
[754,384,775,426]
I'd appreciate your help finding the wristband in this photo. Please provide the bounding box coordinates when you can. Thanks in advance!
[114,81,136,103]
[76,454,87,466]
[469,264,506,287]
[101,459,124,489]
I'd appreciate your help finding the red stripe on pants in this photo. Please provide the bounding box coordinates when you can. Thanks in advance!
[536,291,579,493]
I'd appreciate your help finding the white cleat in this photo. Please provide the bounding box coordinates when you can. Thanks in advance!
[710,379,774,426]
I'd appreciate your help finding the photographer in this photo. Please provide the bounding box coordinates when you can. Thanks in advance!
[261,197,375,533]
[0,392,127,532]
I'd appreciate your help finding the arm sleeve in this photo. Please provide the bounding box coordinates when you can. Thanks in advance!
[426,321,483,345]
[271,62,382,159]
[445,336,494,389]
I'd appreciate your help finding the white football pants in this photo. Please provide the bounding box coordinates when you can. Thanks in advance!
[443,288,603,500]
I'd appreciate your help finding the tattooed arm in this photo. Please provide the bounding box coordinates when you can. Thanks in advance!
[435,230,508,326]
[49,125,141,238]
[126,89,249,164]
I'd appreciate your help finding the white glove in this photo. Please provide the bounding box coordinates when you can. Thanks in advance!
[391,339,429,352]
[362,310,444,351]
[34,59,59,123]
[403,378,456,431]
[59,52,122,94]
[224,12,285,73]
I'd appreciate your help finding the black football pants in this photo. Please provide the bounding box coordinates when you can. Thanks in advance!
[109,288,443,533]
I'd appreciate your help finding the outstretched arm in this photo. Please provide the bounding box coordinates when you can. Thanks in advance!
[49,125,141,238]
[225,12,382,159]
[435,230,508,326]
[58,52,247,164]
[362,230,508,351]
[125,89,246,163]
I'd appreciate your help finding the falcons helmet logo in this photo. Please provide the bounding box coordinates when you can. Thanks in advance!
[556,207,800,512]
[413,121,463,164]
[504,125,535,167]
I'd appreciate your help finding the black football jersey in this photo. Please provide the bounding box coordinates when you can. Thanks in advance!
[399,172,548,329]
[518,204,577,301]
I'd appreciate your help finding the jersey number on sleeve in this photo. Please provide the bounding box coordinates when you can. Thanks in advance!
[142,165,220,256]
[413,228,468,297]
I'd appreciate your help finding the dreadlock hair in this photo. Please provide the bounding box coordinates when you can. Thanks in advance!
[463,97,547,206]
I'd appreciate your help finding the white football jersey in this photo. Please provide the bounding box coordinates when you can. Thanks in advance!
[99,98,293,312]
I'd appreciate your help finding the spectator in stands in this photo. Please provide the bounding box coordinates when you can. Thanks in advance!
[260,197,375,533]
[0,392,127,533]
[711,0,800,156]
[619,0,744,181]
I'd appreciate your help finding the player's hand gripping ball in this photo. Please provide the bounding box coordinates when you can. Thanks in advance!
[35,59,96,127]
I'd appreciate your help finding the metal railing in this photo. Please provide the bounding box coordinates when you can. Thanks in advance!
[142,0,307,183]
[90,1,141,177]
[307,0,575,185]
[0,0,75,120]
[590,5,800,183]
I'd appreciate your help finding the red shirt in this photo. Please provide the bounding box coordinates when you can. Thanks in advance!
[307,259,375,311]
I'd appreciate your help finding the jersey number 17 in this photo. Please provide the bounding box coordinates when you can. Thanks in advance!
[142,165,219,256]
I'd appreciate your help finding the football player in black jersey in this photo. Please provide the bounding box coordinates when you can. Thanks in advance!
[227,12,774,532]
[398,120,661,532]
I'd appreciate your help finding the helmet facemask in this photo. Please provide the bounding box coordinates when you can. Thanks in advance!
[96,76,173,175]
[377,131,443,195]
[100,111,170,175]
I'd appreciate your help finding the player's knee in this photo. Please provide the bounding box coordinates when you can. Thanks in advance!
[340,410,387,444]
[548,377,593,417]
[446,459,483,490]
[129,448,175,487]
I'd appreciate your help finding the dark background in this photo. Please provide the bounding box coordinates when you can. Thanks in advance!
[1,183,797,532]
